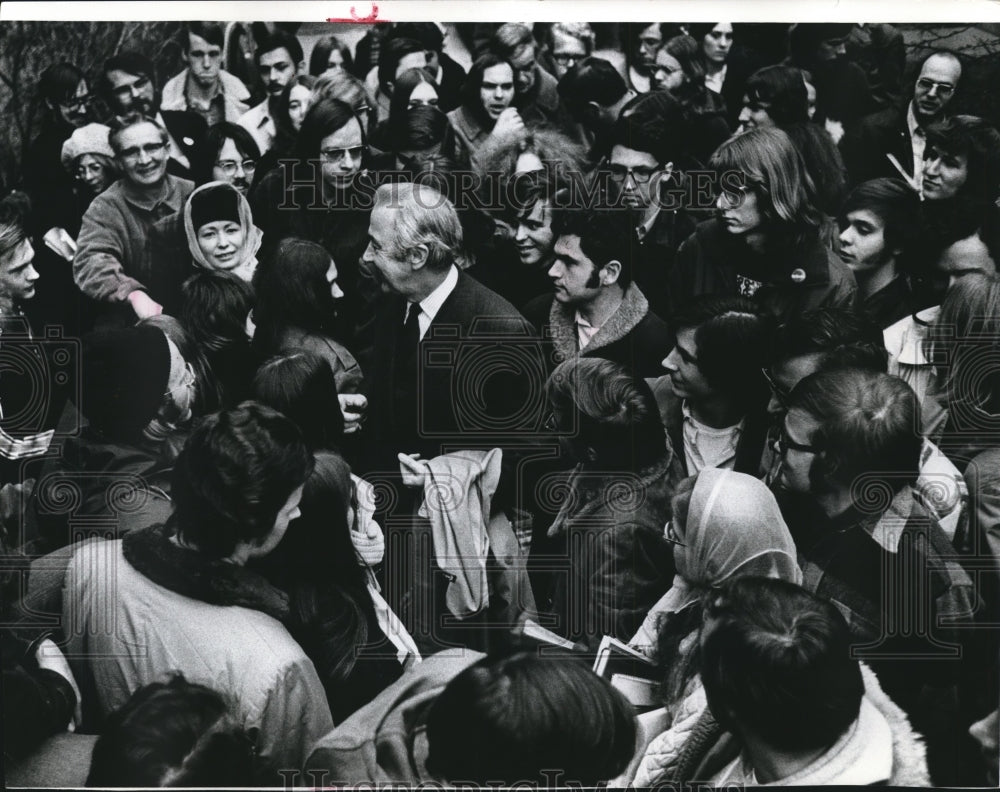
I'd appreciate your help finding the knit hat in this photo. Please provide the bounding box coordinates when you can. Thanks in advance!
[190,184,241,230]
[60,123,114,172]
[81,325,171,443]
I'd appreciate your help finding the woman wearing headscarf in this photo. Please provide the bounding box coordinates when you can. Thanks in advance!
[619,469,803,787]
[182,181,262,284]
[630,468,801,657]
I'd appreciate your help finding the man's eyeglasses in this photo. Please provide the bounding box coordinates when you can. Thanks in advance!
[775,424,820,456]
[664,519,685,547]
[119,141,167,163]
[916,78,955,96]
[215,159,256,177]
[761,367,791,408]
[607,164,658,183]
[319,145,365,164]
[552,52,582,66]
[164,362,196,397]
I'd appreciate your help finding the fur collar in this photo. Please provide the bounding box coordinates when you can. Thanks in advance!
[547,283,651,361]
[122,523,290,621]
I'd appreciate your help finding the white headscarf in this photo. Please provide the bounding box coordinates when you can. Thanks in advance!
[631,468,801,652]
[183,180,263,283]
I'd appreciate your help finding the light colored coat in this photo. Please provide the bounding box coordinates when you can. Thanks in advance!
[63,538,334,774]
[161,68,251,121]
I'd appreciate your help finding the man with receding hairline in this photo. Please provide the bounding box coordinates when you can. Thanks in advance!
[842,50,963,187]
[74,117,193,323]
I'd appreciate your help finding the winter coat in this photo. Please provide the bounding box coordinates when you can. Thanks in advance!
[161,68,251,122]
[523,282,674,380]
[670,218,858,322]
[274,326,363,395]
[306,650,482,784]
[63,525,334,776]
[73,175,194,309]
[29,429,173,553]
[544,452,678,649]
[633,662,930,786]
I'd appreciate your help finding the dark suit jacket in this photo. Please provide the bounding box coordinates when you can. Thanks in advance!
[357,271,547,479]
[840,104,912,186]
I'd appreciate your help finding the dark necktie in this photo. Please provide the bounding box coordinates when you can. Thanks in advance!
[392,301,421,439]
[398,301,421,359]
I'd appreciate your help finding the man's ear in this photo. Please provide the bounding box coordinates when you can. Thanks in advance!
[584,100,602,122]
[408,244,430,270]
[601,259,622,286]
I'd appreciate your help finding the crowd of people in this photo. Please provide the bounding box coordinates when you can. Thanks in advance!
[2,19,1000,788]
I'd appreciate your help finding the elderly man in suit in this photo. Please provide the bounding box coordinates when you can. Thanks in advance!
[356,182,546,651]
[842,50,962,190]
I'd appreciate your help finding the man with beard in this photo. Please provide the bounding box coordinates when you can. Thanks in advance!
[161,22,251,125]
[841,50,963,188]
[74,118,194,321]
[238,30,305,155]
[100,51,209,180]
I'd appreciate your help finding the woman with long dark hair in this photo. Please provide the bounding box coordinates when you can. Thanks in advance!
[179,270,256,409]
[671,126,857,320]
[252,450,415,723]
[371,67,441,151]
[686,22,755,127]
[254,74,316,181]
[309,34,355,77]
[251,237,362,394]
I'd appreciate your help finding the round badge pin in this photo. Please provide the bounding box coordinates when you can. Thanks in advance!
[790,268,806,283]
[182,136,194,146]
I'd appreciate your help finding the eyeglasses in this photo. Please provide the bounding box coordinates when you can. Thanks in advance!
[761,367,791,408]
[118,141,167,163]
[916,78,955,96]
[319,145,365,164]
[775,423,820,456]
[215,159,256,177]
[59,95,92,111]
[552,52,583,66]
[664,519,685,547]
[164,362,196,397]
[607,164,658,183]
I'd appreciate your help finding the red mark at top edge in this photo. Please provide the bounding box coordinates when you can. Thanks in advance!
[327,4,386,24]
